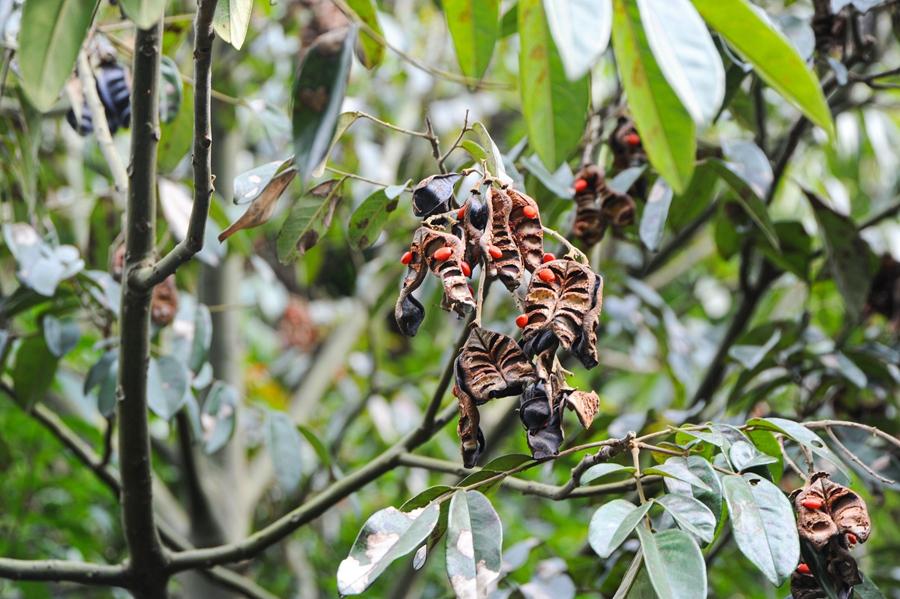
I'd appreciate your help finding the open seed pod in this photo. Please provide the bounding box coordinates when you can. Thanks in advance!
[480,186,524,292]
[394,239,428,337]
[815,472,871,545]
[454,384,485,468]
[412,173,461,217]
[507,188,545,272]
[793,480,839,550]
[460,189,489,267]
[790,567,825,599]
[571,164,607,246]
[609,116,646,171]
[520,258,604,368]
[455,327,536,404]
[600,191,636,228]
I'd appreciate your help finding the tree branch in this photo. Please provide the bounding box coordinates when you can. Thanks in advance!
[131,0,219,290]
[0,558,128,586]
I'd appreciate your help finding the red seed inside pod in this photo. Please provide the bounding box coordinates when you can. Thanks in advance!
[433,247,453,261]
[522,205,538,218]
[400,251,413,265]
[801,498,824,510]
[542,252,555,263]
[573,178,588,193]
[457,204,467,220]
[515,314,528,328]
[624,132,641,146]
[796,563,811,575]
[488,245,502,259]
[847,532,858,545]
[537,269,555,283]
[460,261,472,277]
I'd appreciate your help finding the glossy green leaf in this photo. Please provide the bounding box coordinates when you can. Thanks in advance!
[543,0,611,80]
[443,0,499,80]
[803,190,878,321]
[293,26,356,184]
[611,0,695,193]
[722,473,798,585]
[639,179,673,251]
[637,0,724,123]
[518,0,589,169]
[119,0,165,29]
[17,0,98,111]
[656,494,716,543]
[147,356,190,420]
[446,490,503,597]
[636,527,706,599]
[337,503,440,594]
[580,463,635,485]
[661,456,723,519]
[588,499,652,558]
[472,121,511,184]
[213,0,253,50]
[747,417,848,474]
[348,182,406,249]
[691,0,834,138]
[646,460,712,492]
[12,337,58,409]
[276,179,344,263]
[346,0,385,69]
[266,410,305,492]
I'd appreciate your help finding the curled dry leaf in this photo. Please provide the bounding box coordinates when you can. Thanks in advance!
[412,173,461,217]
[219,167,298,241]
[455,326,535,404]
[521,258,604,369]
[563,389,599,429]
[481,186,524,291]
[151,275,179,327]
[507,188,544,272]
[454,384,485,468]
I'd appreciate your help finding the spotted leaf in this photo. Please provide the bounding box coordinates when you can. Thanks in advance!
[446,490,503,599]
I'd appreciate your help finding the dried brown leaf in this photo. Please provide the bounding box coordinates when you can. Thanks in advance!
[564,389,599,429]
[219,168,298,241]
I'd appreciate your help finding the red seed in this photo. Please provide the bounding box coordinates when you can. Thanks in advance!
[433,247,453,261]
[847,533,858,545]
[400,251,413,265]
[515,314,529,329]
[523,205,538,219]
[542,252,555,263]
[457,204,467,220]
[797,563,811,575]
[460,261,472,277]
[573,178,588,193]
[537,269,555,283]
[624,132,641,146]
[488,245,502,259]
[801,498,824,510]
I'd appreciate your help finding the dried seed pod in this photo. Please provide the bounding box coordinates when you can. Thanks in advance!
[150,275,179,327]
[609,116,646,171]
[518,380,564,459]
[824,535,861,587]
[461,190,489,266]
[815,473,872,544]
[415,227,476,317]
[521,258,604,368]
[455,327,536,404]
[507,188,545,272]
[480,187,524,292]
[789,567,825,599]
[454,384,485,468]
[600,192,636,228]
[794,483,839,550]
[571,165,607,246]
[563,389,599,429]
[394,239,428,337]
[412,173,461,217]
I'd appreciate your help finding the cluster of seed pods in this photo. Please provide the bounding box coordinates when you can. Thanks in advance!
[394,173,605,466]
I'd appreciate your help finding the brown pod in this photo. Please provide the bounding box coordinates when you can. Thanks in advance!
[455,326,536,404]
[416,227,476,318]
[600,191,636,227]
[454,384,485,468]
[394,240,428,337]
[824,535,862,587]
[571,165,607,246]
[507,188,545,272]
[518,379,564,459]
[480,186,524,292]
[150,275,179,327]
[521,259,604,368]
[563,389,599,429]
[794,483,839,550]
[817,473,872,544]
[609,116,646,171]
[789,569,825,599]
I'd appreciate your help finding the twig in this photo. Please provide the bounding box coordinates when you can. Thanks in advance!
[324,166,409,190]
[824,426,895,484]
[437,110,470,172]
[99,415,115,468]
[424,117,444,174]
[542,226,589,264]
[0,557,128,586]
[805,420,900,452]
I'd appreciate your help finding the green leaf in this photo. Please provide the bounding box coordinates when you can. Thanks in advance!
[147,355,190,420]
[443,0,499,80]
[472,121,511,184]
[748,417,847,473]
[42,315,80,357]
[803,190,878,321]
[213,0,253,50]
[588,499,652,558]
[276,179,344,263]
[581,463,635,485]
[729,330,781,370]
[645,459,712,492]
[232,158,296,205]
[706,158,780,250]
[661,456,723,519]
[346,0,385,69]
[460,140,488,162]
[446,490,503,597]
[266,410,305,492]
[348,183,407,249]
[691,0,834,138]
[518,0,589,169]
[611,0,695,193]
[639,179,673,251]
[481,454,533,471]
[637,0,724,123]
[656,494,716,544]
[202,381,238,454]
[158,55,183,125]
[636,527,706,599]
[337,503,440,594]
[721,473,799,585]
[17,0,98,111]
[543,0,611,80]
[297,424,331,467]
[159,82,194,173]
[401,486,453,512]
[292,26,356,184]
[12,336,59,409]
[746,429,784,481]
[119,0,165,29]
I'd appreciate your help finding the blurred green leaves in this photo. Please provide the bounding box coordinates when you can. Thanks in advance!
[444,0,499,81]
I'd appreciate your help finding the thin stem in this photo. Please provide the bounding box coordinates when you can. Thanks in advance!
[0,557,128,586]
[437,110,470,171]
[824,427,895,484]
[631,441,647,506]
[542,226,589,264]
[424,117,445,174]
[324,166,409,190]
[805,420,900,453]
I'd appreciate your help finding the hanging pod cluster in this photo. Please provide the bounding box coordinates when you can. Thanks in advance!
[395,174,603,466]
[790,472,872,598]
